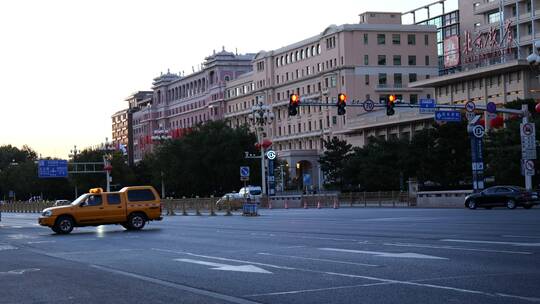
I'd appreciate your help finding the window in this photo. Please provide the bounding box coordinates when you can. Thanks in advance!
[392,34,400,45]
[488,11,500,24]
[107,194,121,205]
[378,73,387,86]
[363,33,368,44]
[393,55,401,66]
[127,189,156,202]
[425,55,430,66]
[394,73,402,87]
[85,195,102,206]
[409,73,417,83]
[407,34,416,45]
[378,55,386,65]
[410,94,418,104]
[528,23,533,35]
[408,55,416,66]
[365,75,370,85]
[332,116,337,125]
[364,55,369,65]
[377,34,386,45]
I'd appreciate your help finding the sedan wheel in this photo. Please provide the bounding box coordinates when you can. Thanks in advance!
[506,199,517,209]
[467,200,477,209]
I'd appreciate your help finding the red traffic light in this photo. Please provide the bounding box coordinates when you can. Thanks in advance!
[388,95,397,103]
[290,94,299,104]
[338,93,347,103]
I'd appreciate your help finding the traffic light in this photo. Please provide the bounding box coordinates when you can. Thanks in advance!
[337,93,347,115]
[288,94,299,116]
[386,94,396,116]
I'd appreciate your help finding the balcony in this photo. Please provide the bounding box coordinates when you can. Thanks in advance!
[375,83,422,92]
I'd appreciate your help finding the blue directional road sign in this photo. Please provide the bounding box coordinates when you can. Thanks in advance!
[419,99,436,114]
[435,111,461,122]
[38,160,68,178]
[240,166,250,177]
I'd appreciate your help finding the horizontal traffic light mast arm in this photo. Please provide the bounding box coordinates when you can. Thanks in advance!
[295,101,525,115]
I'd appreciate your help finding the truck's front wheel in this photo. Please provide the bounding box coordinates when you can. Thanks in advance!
[127,213,146,230]
[54,216,74,234]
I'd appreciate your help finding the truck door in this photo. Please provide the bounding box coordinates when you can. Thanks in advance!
[104,193,125,223]
[77,194,105,224]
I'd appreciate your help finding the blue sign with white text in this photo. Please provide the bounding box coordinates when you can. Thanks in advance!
[38,160,68,178]
[419,99,436,114]
[434,111,461,122]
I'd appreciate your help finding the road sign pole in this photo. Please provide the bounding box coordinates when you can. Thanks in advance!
[522,105,533,190]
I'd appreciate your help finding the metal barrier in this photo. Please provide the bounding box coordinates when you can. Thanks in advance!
[0,201,55,213]
[338,191,411,207]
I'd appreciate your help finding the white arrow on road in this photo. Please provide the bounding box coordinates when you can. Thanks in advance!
[319,248,448,260]
[175,258,272,274]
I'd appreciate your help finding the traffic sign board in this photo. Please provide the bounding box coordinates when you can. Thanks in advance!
[240,166,250,178]
[522,150,537,160]
[521,123,535,137]
[419,99,436,114]
[363,99,375,112]
[486,102,497,113]
[472,162,484,171]
[435,111,461,122]
[38,160,68,178]
[472,125,485,138]
[266,150,276,160]
[466,112,476,121]
[465,101,476,113]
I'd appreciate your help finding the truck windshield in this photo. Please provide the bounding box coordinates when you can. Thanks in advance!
[70,194,89,206]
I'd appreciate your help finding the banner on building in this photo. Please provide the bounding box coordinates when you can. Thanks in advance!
[444,35,460,68]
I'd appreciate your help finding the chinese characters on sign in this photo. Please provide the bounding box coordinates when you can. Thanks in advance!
[462,21,514,65]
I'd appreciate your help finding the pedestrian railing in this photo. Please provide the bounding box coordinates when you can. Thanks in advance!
[338,191,412,207]
[0,192,413,215]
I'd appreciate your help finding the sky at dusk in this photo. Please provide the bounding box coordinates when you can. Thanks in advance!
[0,0,458,158]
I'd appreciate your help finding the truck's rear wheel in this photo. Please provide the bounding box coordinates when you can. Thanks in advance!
[127,213,146,230]
[54,216,74,234]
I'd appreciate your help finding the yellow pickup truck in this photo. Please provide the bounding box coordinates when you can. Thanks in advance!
[39,186,162,234]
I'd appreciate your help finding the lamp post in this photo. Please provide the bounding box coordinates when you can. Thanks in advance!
[248,100,274,196]
[68,145,79,198]
[152,128,172,198]
[100,138,115,192]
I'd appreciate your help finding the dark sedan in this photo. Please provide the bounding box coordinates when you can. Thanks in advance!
[465,186,539,209]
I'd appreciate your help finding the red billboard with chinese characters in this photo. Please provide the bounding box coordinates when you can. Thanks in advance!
[444,35,460,68]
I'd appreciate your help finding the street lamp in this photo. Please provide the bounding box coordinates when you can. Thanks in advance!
[68,145,79,198]
[99,138,115,192]
[248,100,274,196]
[152,128,172,198]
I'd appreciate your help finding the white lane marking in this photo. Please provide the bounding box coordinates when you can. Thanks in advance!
[501,235,540,239]
[248,232,367,243]
[55,249,144,255]
[0,268,40,275]
[319,248,448,260]
[441,239,540,247]
[26,241,56,244]
[151,248,539,302]
[175,258,272,274]
[384,242,532,255]
[257,252,379,267]
[89,265,262,304]
[497,293,540,303]
[0,245,18,251]
[246,282,392,297]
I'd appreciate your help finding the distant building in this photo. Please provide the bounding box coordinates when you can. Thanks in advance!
[130,49,255,162]
[224,12,437,190]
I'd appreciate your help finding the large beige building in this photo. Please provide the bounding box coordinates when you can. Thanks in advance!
[225,12,438,190]
[411,0,540,130]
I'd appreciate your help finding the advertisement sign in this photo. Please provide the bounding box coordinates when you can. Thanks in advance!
[444,35,460,68]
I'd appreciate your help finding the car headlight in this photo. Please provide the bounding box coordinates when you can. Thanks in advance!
[41,210,52,217]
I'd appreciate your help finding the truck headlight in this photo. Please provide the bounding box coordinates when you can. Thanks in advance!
[42,210,52,217]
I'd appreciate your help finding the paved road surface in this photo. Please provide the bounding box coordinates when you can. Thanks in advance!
[1,208,539,304]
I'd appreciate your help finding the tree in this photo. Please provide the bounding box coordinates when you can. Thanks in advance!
[154,121,258,197]
[319,137,352,189]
